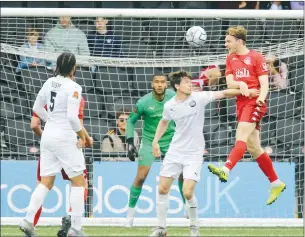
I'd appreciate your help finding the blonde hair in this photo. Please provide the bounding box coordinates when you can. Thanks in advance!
[226,25,247,42]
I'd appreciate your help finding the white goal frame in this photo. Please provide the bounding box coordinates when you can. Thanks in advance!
[1,8,304,228]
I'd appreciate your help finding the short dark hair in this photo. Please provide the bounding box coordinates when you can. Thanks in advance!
[168,71,192,92]
[152,74,167,81]
[115,111,130,119]
[54,52,76,77]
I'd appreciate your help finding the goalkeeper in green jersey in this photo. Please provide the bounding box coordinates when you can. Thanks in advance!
[125,74,187,227]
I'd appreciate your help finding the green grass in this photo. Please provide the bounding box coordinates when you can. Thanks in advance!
[1,226,303,236]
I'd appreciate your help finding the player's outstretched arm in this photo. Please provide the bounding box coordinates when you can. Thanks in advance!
[214,88,260,100]
[30,116,43,137]
[226,74,249,96]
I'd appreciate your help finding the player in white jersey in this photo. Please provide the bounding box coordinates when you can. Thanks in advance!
[150,71,259,237]
[19,53,89,237]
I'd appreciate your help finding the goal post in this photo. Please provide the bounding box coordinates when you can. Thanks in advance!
[0,8,304,228]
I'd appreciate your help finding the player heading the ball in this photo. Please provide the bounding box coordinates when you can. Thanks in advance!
[150,71,259,237]
[208,25,286,206]
[20,52,89,237]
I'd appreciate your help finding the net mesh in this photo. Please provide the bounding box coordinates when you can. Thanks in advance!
[0,16,304,219]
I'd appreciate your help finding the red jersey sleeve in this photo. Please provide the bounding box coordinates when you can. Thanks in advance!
[255,53,268,77]
[225,55,233,76]
[78,96,85,120]
[32,105,48,118]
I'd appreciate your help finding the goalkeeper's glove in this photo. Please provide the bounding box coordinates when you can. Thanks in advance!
[127,137,138,161]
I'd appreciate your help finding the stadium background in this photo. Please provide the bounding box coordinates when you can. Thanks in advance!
[0,0,304,230]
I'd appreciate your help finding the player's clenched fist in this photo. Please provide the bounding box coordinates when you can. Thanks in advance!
[152,142,161,158]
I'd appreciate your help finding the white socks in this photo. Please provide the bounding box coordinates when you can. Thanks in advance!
[127,207,136,218]
[221,166,230,175]
[25,184,49,223]
[70,187,85,231]
[186,196,198,226]
[157,194,169,228]
[271,179,282,187]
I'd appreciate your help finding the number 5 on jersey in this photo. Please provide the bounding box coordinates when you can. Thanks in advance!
[50,92,57,112]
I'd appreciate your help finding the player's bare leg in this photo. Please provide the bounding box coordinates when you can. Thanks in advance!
[247,129,286,205]
[208,122,256,182]
[149,176,173,236]
[178,173,189,219]
[126,165,151,227]
[20,176,55,237]
[183,179,200,236]
[66,174,87,237]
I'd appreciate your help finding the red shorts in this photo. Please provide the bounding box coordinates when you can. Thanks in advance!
[236,100,267,130]
[37,159,87,181]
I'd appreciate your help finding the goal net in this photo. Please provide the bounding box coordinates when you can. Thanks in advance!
[0,8,304,228]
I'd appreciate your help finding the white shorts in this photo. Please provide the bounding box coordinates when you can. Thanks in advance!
[159,153,203,182]
[39,135,85,179]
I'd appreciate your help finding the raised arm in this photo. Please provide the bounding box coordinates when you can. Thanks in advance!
[214,88,259,100]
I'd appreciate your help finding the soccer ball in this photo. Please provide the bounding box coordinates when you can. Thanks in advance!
[185,26,207,47]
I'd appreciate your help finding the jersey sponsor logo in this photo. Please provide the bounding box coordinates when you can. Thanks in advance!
[262,63,268,71]
[244,57,251,65]
[189,100,196,107]
[150,113,163,118]
[73,91,79,99]
[235,68,249,79]
[232,57,237,61]
[148,106,155,111]
[176,111,197,121]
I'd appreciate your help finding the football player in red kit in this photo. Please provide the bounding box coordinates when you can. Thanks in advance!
[31,96,93,236]
[208,26,286,205]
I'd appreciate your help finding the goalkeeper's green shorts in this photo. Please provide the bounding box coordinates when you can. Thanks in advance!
[138,138,169,166]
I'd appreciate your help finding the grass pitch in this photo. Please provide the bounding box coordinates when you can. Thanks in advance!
[1,226,303,236]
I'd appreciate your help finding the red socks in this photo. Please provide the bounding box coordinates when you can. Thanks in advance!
[33,206,42,227]
[225,141,247,170]
[33,188,88,226]
[256,152,278,183]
